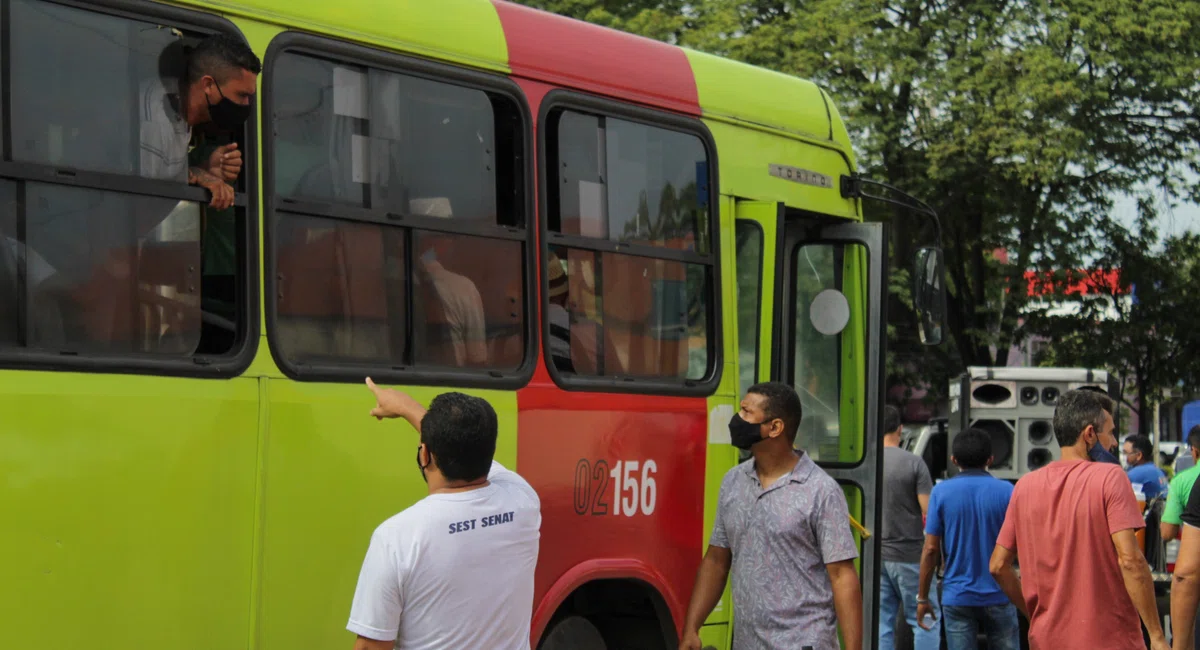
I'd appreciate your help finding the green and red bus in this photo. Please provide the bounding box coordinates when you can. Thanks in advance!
[0,0,944,648]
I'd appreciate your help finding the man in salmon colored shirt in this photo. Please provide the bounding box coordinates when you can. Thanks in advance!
[988,389,1168,650]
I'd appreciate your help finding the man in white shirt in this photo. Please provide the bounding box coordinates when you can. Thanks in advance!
[349,378,541,650]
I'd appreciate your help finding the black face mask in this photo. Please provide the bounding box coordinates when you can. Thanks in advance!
[206,80,251,131]
[415,444,430,483]
[729,413,767,450]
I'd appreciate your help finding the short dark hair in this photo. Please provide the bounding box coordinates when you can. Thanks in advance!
[1052,389,1109,448]
[1125,434,1153,459]
[1080,388,1113,417]
[883,405,902,436]
[747,382,803,442]
[187,33,262,84]
[1188,425,1200,452]
[421,392,497,481]
[952,428,992,470]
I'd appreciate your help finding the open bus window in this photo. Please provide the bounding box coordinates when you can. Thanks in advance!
[544,106,717,388]
[268,49,527,377]
[0,0,252,364]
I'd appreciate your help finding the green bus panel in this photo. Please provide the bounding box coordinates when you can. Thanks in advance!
[255,380,518,649]
[703,118,858,219]
[179,0,509,72]
[0,371,259,648]
[700,622,730,650]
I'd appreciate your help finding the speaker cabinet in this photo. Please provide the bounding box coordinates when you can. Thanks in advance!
[947,368,1112,482]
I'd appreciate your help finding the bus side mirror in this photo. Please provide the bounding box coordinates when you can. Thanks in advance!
[913,247,946,346]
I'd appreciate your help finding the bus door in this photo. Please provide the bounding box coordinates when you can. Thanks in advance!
[737,199,888,640]
[781,214,887,640]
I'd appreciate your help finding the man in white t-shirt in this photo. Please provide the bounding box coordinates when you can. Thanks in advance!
[348,378,541,650]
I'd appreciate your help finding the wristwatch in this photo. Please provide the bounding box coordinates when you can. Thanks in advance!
[916,598,930,604]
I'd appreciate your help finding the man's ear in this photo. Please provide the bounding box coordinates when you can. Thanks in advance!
[420,445,439,471]
[1083,425,1097,446]
[766,418,787,440]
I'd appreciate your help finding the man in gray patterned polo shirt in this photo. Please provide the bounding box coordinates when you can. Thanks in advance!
[680,382,862,650]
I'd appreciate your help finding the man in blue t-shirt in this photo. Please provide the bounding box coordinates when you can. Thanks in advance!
[1124,434,1168,500]
[916,428,1019,650]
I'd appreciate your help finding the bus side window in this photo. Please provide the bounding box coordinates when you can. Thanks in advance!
[0,0,251,365]
[543,108,716,386]
[267,50,527,377]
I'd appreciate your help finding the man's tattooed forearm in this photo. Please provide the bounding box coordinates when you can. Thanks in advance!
[188,166,216,185]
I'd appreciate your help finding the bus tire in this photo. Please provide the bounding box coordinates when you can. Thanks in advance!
[539,615,607,650]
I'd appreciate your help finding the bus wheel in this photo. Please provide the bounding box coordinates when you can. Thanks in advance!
[539,615,607,650]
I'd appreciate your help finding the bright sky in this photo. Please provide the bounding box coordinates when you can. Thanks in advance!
[1112,194,1200,238]
[1111,168,1200,239]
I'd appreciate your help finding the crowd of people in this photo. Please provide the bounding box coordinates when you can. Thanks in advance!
[344,377,1200,650]
[880,389,1200,650]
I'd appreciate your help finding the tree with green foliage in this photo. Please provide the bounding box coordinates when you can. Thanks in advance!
[1025,214,1200,435]
[516,0,692,42]
[516,0,1200,405]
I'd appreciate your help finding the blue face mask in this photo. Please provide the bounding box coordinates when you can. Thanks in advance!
[1089,441,1120,464]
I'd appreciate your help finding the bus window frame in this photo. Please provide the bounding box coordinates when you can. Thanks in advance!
[537,89,722,396]
[734,218,764,393]
[0,0,260,379]
[779,216,881,471]
[261,32,537,388]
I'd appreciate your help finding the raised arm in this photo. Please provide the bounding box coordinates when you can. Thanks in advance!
[365,377,427,432]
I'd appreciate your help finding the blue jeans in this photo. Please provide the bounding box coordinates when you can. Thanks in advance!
[879,561,940,650]
[942,604,1020,650]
